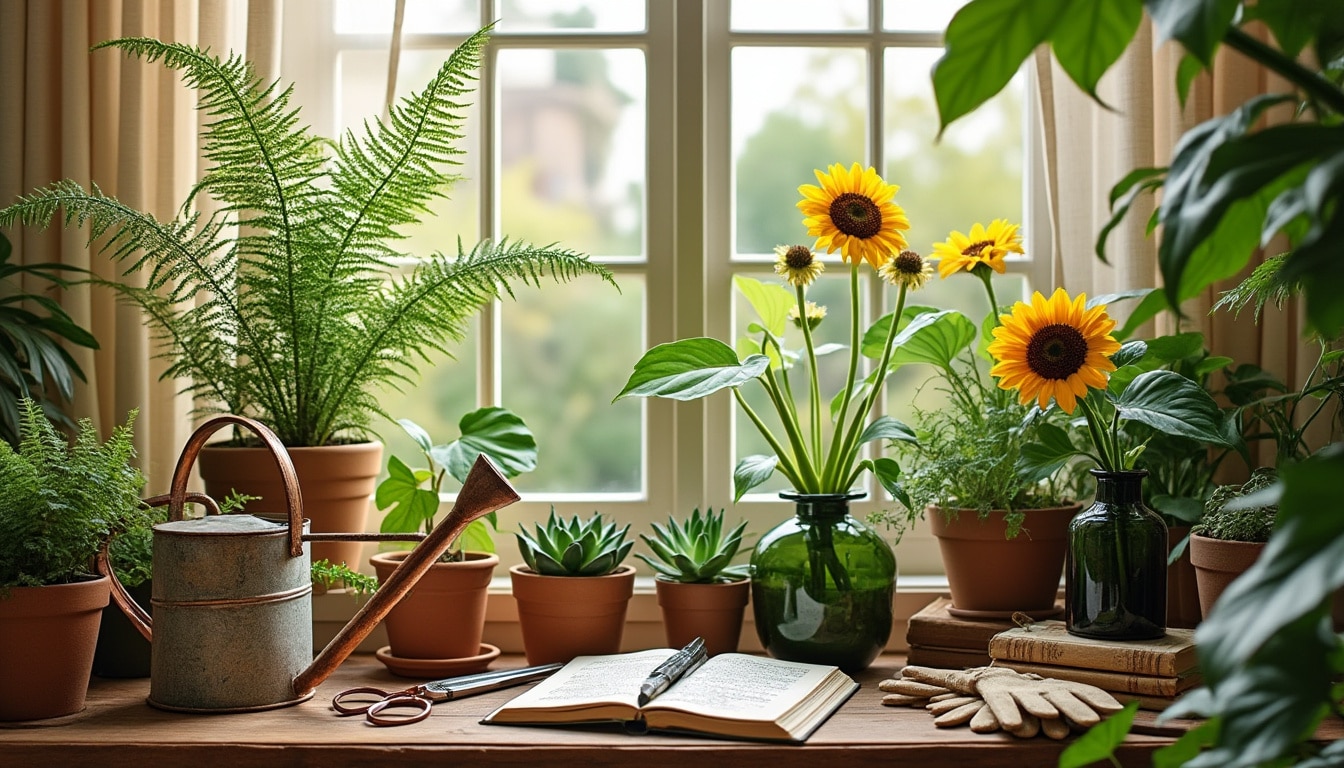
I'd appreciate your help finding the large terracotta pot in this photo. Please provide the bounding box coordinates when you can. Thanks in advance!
[509,564,636,665]
[654,578,750,657]
[1166,525,1202,629]
[370,550,497,660]
[929,504,1080,619]
[198,441,382,567]
[0,576,110,721]
[1188,533,1264,620]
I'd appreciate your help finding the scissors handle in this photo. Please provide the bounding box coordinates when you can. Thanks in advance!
[332,686,401,716]
[366,694,433,727]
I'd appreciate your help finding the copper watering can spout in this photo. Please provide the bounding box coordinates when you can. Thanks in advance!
[98,415,521,713]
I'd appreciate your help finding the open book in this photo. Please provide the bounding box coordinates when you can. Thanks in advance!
[481,648,858,743]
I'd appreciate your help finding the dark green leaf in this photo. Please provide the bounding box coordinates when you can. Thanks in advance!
[615,338,769,401]
[1058,701,1140,768]
[1193,355,1233,377]
[1151,494,1205,524]
[1144,0,1240,65]
[858,415,917,447]
[441,407,537,484]
[1153,718,1219,768]
[1049,0,1144,102]
[1246,0,1334,57]
[1144,332,1205,363]
[396,418,433,453]
[1114,289,1170,341]
[1016,421,1080,483]
[862,457,910,509]
[1115,369,1239,447]
[733,454,778,502]
[1176,52,1204,106]
[1110,340,1149,368]
[1087,287,1154,310]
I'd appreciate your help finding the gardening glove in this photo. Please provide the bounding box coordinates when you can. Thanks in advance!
[968,667,1124,730]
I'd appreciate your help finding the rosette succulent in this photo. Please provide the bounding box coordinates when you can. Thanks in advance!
[635,507,749,584]
[516,509,632,577]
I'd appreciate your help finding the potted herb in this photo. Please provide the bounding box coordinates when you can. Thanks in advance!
[369,412,536,675]
[635,507,750,656]
[1188,467,1278,621]
[0,27,612,569]
[511,510,635,664]
[0,399,148,721]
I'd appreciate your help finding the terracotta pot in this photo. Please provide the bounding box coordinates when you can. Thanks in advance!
[198,441,382,567]
[1188,533,1265,620]
[370,550,498,659]
[654,578,750,657]
[1165,526,1202,629]
[92,579,153,678]
[929,504,1080,618]
[509,564,636,665]
[0,576,110,721]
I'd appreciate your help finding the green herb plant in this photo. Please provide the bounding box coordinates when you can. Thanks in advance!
[516,510,632,577]
[375,411,537,561]
[310,559,378,597]
[635,507,750,584]
[0,26,612,447]
[0,398,148,588]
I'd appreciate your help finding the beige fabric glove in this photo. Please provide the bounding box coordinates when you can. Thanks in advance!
[969,667,1124,730]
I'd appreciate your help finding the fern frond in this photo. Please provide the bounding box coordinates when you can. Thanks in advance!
[1212,253,1297,323]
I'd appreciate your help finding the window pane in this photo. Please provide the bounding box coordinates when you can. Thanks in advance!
[882,0,970,32]
[731,0,867,31]
[733,47,867,256]
[337,49,481,249]
[733,270,867,496]
[336,0,479,35]
[497,0,645,32]
[497,48,645,259]
[499,276,645,494]
[883,48,1023,258]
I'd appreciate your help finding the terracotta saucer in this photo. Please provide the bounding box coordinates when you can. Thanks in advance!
[945,603,1064,621]
[373,643,501,679]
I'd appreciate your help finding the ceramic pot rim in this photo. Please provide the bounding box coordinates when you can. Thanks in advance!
[927,502,1084,516]
[508,563,637,580]
[651,575,749,587]
[200,440,381,454]
[371,550,499,568]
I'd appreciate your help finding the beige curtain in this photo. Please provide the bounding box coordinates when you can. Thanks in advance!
[0,0,279,491]
[1035,19,1325,470]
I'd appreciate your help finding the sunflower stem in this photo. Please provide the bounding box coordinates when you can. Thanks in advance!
[796,284,826,473]
[733,388,811,492]
[1079,397,1117,472]
[975,265,1001,325]
[821,267,862,489]
[759,361,820,489]
[766,333,797,408]
[837,280,909,488]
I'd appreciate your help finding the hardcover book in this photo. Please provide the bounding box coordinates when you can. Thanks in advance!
[482,648,858,743]
[994,660,1202,697]
[906,644,992,669]
[906,597,1018,651]
[988,621,1198,677]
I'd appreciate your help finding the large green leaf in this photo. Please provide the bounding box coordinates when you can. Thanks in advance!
[614,338,769,401]
[396,418,433,452]
[857,416,918,447]
[859,305,938,358]
[1245,0,1336,57]
[1114,369,1238,447]
[1144,332,1205,363]
[733,454,778,502]
[1058,701,1140,768]
[734,275,794,338]
[376,455,440,532]
[861,309,976,371]
[1280,147,1344,337]
[1143,0,1240,65]
[932,0,1065,133]
[1049,0,1144,102]
[1114,289,1171,341]
[438,407,537,484]
[861,457,910,510]
[1016,421,1080,483]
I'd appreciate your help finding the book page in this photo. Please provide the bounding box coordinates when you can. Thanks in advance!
[645,654,831,721]
[493,649,674,712]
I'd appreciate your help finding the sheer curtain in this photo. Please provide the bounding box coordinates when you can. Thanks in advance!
[1034,19,1320,469]
[0,0,279,490]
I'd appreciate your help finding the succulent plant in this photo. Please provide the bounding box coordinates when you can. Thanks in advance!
[635,507,750,584]
[516,509,633,577]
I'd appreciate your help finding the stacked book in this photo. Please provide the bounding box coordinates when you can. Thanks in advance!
[988,621,1200,711]
[905,596,1019,669]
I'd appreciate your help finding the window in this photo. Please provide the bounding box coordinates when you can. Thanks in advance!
[281,0,1044,575]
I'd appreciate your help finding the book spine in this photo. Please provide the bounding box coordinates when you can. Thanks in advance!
[988,636,1180,676]
[996,662,1192,696]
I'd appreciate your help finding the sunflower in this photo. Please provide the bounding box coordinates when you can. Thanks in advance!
[987,288,1121,415]
[797,163,910,270]
[878,250,932,290]
[933,219,1024,278]
[773,244,825,287]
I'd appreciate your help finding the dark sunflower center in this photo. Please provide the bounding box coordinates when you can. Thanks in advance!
[829,192,882,239]
[894,250,923,274]
[1026,324,1089,380]
[784,245,815,269]
[963,239,993,257]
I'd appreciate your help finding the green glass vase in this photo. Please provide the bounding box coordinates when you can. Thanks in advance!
[750,491,896,672]
[1065,469,1167,639]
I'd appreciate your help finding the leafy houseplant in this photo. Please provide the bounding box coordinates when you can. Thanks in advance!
[0,399,148,720]
[933,3,1344,763]
[0,27,612,567]
[0,231,98,447]
[510,510,636,664]
[637,507,751,656]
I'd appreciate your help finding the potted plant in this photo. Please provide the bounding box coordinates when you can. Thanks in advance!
[511,510,635,665]
[1188,468,1278,621]
[369,412,536,676]
[0,399,149,721]
[635,507,751,657]
[0,27,612,569]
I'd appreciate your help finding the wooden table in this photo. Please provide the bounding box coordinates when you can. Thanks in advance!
[0,654,1198,768]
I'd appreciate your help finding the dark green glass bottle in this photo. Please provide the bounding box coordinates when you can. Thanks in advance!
[1066,469,1167,639]
[750,492,896,672]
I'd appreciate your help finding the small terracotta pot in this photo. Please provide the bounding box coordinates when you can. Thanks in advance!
[929,504,1080,618]
[1188,533,1265,620]
[654,578,750,657]
[1165,525,1202,629]
[199,441,382,568]
[0,576,110,721]
[370,550,498,660]
[510,564,636,664]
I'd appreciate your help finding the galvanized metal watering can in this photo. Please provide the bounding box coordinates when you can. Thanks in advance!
[98,415,520,713]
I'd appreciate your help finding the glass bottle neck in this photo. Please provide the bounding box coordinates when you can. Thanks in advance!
[1092,471,1146,504]
[783,493,860,521]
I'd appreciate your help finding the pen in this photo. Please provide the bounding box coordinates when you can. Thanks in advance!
[637,637,707,706]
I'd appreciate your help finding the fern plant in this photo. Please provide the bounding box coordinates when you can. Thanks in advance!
[0,27,613,446]
[0,399,149,587]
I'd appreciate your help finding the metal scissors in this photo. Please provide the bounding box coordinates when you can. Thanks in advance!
[332,663,563,726]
